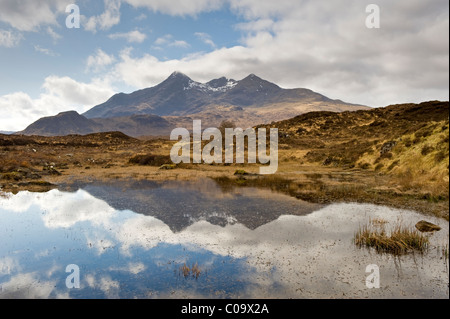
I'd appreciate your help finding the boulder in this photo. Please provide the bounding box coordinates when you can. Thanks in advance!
[380,141,397,155]
[415,220,441,232]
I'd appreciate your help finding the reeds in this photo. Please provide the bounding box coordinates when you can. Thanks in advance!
[442,244,449,260]
[179,262,201,279]
[355,222,429,255]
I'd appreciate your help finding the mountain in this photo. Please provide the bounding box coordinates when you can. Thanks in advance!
[83,72,368,119]
[20,111,100,136]
[18,111,172,137]
[20,72,370,137]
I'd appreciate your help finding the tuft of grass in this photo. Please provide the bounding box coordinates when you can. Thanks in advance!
[179,262,201,280]
[191,262,201,279]
[180,263,190,278]
[355,222,429,255]
[370,218,388,227]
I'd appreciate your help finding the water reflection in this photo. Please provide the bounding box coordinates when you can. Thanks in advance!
[60,179,322,232]
[0,179,448,299]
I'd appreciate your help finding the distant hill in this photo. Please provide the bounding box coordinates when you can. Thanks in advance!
[18,111,173,137]
[19,72,370,137]
[261,100,449,173]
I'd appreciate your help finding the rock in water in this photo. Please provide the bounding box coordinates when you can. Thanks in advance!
[415,220,441,232]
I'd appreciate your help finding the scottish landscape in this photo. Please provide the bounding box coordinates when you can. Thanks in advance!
[0,0,448,303]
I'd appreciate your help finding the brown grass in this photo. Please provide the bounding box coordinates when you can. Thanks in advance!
[179,262,201,279]
[355,222,429,255]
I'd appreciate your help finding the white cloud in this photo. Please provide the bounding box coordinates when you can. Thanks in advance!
[108,30,147,43]
[0,272,56,299]
[153,34,190,49]
[34,45,59,57]
[84,0,121,33]
[86,49,116,72]
[46,26,62,42]
[106,0,449,107]
[124,0,223,16]
[0,76,115,131]
[134,13,147,21]
[41,76,116,108]
[194,32,216,48]
[168,40,190,48]
[154,34,172,46]
[234,18,275,33]
[0,29,23,47]
[0,0,66,31]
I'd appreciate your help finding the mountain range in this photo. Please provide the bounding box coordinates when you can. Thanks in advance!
[19,72,369,137]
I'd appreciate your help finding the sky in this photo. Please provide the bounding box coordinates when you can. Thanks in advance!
[0,0,448,131]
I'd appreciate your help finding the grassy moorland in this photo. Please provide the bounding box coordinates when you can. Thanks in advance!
[0,101,448,220]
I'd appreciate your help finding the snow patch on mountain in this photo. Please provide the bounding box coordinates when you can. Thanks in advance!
[184,79,238,93]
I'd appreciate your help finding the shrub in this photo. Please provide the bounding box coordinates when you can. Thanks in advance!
[359,162,371,170]
[129,154,172,166]
[434,150,448,163]
[421,145,434,156]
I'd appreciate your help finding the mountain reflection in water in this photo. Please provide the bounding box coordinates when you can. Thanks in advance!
[60,178,322,232]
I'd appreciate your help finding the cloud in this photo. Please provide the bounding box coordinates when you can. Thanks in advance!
[84,0,121,33]
[0,0,66,31]
[0,76,115,131]
[41,76,116,108]
[86,49,116,72]
[153,34,190,49]
[124,0,223,16]
[234,18,275,33]
[154,34,172,46]
[46,26,62,42]
[34,45,59,57]
[108,30,147,43]
[0,29,23,47]
[134,13,147,21]
[0,272,57,299]
[194,32,216,48]
[168,40,190,48]
[107,0,449,107]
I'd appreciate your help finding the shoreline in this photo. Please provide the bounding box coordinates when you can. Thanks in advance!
[2,163,448,221]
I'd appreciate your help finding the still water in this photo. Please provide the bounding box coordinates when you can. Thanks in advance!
[0,179,448,299]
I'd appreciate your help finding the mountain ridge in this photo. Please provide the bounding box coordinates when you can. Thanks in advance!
[19,72,370,137]
[83,72,367,119]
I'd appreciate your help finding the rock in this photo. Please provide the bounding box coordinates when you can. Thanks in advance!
[322,157,336,166]
[380,141,397,155]
[415,220,441,232]
[42,165,61,175]
[159,164,176,170]
[56,163,69,169]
